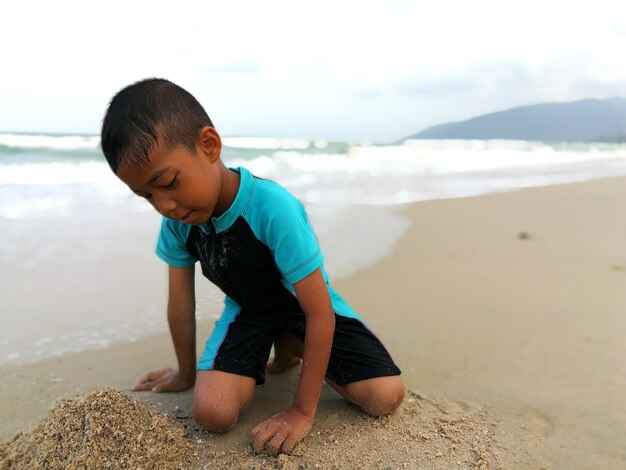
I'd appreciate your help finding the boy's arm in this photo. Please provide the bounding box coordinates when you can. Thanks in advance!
[251,268,335,455]
[132,265,197,392]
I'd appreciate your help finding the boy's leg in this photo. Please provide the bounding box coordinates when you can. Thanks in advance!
[193,308,275,432]
[326,376,405,417]
[192,370,256,432]
[273,313,404,417]
[322,314,404,416]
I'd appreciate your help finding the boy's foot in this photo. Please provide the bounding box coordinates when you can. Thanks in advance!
[266,355,302,374]
[267,332,303,374]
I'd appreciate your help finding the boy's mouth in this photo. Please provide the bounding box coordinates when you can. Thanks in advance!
[180,211,193,223]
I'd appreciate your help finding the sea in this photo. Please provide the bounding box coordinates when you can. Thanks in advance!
[2,132,626,365]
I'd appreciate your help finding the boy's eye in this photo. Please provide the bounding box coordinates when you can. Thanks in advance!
[164,175,177,188]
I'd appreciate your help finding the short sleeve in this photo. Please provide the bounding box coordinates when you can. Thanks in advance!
[252,185,323,285]
[155,218,197,268]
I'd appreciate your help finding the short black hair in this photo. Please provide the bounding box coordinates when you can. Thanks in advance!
[100,78,213,173]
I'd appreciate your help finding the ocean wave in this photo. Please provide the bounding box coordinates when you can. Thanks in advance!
[3,140,626,188]
[0,161,119,186]
[222,136,313,149]
[0,133,101,151]
[0,133,348,162]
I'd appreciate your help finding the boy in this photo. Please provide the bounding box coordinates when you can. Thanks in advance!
[100,78,404,456]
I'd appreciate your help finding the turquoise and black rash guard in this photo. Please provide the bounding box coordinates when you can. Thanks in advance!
[155,166,361,320]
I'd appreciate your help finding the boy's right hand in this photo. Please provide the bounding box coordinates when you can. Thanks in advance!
[132,367,195,393]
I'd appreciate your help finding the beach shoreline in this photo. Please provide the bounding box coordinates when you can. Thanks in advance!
[2,177,626,468]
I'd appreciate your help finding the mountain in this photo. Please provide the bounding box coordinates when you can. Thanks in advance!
[407,98,626,142]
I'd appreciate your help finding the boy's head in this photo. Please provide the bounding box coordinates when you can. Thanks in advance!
[101,79,228,225]
[100,78,213,173]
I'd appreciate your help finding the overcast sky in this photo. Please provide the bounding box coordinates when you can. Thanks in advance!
[1,0,625,142]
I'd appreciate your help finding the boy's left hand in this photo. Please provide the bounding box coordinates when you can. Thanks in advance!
[251,407,313,456]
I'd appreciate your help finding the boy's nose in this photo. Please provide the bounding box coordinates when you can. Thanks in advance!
[154,194,176,215]
[162,199,177,215]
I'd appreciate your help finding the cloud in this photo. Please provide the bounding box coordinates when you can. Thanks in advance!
[393,61,534,97]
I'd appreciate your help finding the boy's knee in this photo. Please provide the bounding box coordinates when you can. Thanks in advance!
[346,376,405,417]
[192,400,240,432]
[192,370,256,432]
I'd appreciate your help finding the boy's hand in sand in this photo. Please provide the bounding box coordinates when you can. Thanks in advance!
[132,367,194,393]
[251,407,313,456]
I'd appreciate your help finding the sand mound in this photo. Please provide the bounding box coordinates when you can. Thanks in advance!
[2,387,505,469]
[1,387,191,470]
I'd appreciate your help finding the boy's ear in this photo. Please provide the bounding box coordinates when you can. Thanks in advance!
[198,126,221,163]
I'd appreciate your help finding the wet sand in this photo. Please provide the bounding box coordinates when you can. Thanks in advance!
[2,178,626,468]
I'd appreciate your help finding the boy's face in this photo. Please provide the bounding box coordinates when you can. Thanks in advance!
[116,127,223,225]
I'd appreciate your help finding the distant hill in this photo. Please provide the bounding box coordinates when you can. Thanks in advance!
[407,98,626,142]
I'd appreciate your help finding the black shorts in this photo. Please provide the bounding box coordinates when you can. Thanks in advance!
[198,309,401,387]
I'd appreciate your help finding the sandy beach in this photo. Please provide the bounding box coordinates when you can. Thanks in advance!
[2,177,626,469]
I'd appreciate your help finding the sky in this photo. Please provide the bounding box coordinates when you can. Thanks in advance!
[1,0,626,142]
